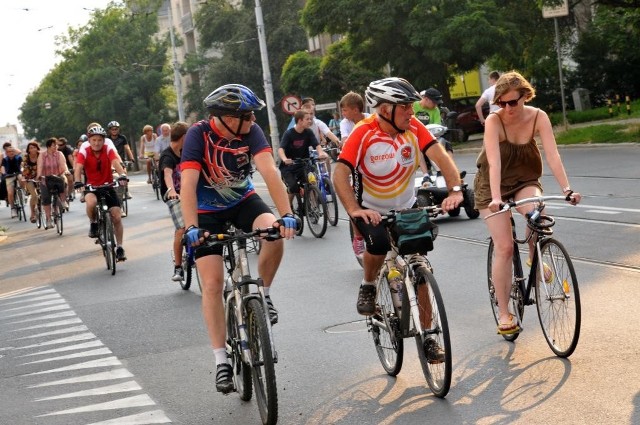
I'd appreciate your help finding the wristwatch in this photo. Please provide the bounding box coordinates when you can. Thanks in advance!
[449,185,462,193]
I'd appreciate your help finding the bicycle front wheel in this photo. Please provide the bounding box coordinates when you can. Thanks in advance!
[53,200,63,236]
[292,192,304,236]
[487,239,524,342]
[36,200,44,229]
[153,171,161,200]
[322,176,339,226]
[16,189,26,221]
[370,267,403,376]
[246,298,277,425]
[305,185,328,238]
[226,297,252,401]
[413,266,451,398]
[121,188,128,217]
[180,247,192,290]
[535,238,581,357]
[104,214,117,275]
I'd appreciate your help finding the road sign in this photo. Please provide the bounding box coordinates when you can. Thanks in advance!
[542,0,569,18]
[281,95,302,115]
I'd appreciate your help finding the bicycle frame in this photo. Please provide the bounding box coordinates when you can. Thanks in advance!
[369,250,436,339]
[221,230,278,365]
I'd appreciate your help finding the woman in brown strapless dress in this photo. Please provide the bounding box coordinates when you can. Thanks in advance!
[474,71,582,335]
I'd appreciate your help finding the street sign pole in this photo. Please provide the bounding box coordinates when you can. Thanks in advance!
[543,0,569,131]
[554,17,568,131]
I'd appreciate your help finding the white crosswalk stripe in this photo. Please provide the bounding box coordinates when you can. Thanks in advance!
[0,286,172,423]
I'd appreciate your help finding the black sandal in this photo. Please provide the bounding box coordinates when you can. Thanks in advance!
[215,363,234,394]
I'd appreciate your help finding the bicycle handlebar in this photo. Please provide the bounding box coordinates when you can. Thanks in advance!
[204,226,284,245]
[485,194,576,220]
[84,182,118,192]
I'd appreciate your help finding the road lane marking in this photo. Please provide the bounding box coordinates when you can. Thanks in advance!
[29,369,134,388]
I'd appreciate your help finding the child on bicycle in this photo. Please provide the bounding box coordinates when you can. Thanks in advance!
[278,109,328,204]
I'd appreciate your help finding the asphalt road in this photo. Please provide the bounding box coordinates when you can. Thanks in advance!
[1,144,639,424]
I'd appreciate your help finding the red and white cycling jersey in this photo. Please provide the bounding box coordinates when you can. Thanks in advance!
[338,114,436,212]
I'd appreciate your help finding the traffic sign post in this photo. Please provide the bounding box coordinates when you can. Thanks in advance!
[543,0,569,130]
[281,95,302,115]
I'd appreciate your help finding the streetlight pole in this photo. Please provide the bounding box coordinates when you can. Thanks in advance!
[254,0,279,153]
[167,2,185,122]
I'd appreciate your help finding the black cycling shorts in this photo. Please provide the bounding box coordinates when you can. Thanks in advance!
[194,194,273,259]
[84,187,121,210]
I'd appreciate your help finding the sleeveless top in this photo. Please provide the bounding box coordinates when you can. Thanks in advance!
[41,151,63,176]
[22,155,38,180]
[473,109,543,209]
[141,134,157,157]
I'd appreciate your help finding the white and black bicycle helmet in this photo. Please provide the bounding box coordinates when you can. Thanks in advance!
[87,126,107,138]
[365,77,421,108]
[107,121,120,129]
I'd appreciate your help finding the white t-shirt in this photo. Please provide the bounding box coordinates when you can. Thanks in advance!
[482,85,500,113]
[340,113,371,141]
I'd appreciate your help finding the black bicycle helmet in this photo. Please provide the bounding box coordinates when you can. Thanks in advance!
[107,121,120,129]
[203,84,265,116]
[87,126,107,138]
[365,77,421,108]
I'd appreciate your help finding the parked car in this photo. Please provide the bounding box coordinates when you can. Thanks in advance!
[447,96,489,142]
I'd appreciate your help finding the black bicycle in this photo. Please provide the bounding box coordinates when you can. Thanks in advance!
[201,224,284,425]
[43,176,65,235]
[150,157,161,200]
[118,160,133,217]
[486,195,581,357]
[361,206,452,398]
[86,183,119,275]
[289,158,329,238]
[25,179,43,228]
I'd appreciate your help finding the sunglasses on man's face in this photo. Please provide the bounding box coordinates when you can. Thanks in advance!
[496,94,524,108]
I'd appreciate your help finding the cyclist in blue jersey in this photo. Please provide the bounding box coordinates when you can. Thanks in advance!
[180,84,297,394]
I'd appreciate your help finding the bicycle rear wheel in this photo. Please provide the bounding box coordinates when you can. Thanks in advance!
[305,185,328,238]
[535,238,581,357]
[292,192,304,236]
[104,214,117,275]
[487,239,524,342]
[246,298,277,425]
[413,266,451,398]
[226,297,252,401]
[322,176,339,226]
[369,266,404,376]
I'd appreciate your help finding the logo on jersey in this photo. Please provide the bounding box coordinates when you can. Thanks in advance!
[396,143,415,167]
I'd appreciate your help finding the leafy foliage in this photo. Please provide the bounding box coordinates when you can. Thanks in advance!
[19,1,172,143]
[191,0,307,132]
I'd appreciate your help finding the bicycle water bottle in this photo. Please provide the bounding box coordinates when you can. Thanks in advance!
[387,266,404,310]
[307,172,317,185]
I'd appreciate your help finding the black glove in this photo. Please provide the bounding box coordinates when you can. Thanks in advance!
[74,182,85,190]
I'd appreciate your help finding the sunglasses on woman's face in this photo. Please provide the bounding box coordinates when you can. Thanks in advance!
[496,94,523,108]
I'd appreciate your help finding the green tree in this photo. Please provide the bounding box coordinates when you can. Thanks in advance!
[569,5,640,103]
[191,0,308,132]
[19,1,173,143]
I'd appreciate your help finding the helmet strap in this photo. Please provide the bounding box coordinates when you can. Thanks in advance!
[214,115,245,137]
[378,105,405,134]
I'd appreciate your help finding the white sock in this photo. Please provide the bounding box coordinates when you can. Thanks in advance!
[213,348,228,365]
[362,279,375,286]
[263,287,270,296]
